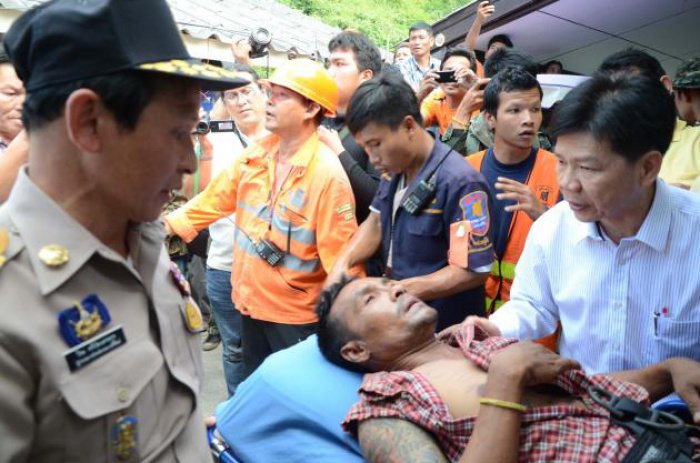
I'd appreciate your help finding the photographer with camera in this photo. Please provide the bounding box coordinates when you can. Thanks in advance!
[165,59,358,378]
[421,47,488,136]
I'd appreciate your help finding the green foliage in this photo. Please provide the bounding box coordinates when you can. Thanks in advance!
[278,0,477,50]
[252,64,273,79]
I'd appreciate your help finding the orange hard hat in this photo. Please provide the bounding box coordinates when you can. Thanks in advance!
[266,58,338,117]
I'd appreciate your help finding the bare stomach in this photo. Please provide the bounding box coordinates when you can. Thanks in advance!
[414,358,586,419]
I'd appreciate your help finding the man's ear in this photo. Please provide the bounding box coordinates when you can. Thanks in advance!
[484,110,496,130]
[638,150,663,186]
[359,68,373,84]
[403,115,420,133]
[305,101,322,121]
[64,88,105,154]
[660,75,673,94]
[340,340,371,364]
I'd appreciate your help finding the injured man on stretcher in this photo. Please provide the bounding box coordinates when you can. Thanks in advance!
[314,276,700,463]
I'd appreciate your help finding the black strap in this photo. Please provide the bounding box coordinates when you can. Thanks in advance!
[588,386,695,462]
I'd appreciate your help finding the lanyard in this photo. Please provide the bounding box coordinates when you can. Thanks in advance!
[267,152,295,231]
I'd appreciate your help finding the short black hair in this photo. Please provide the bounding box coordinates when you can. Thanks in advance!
[316,275,368,373]
[483,67,542,116]
[484,48,538,78]
[598,48,667,82]
[544,60,563,71]
[409,22,433,36]
[328,31,382,76]
[346,74,422,134]
[23,70,158,132]
[229,63,260,82]
[488,34,513,49]
[441,47,477,73]
[550,72,676,162]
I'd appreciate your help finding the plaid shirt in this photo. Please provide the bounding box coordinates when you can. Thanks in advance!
[397,55,441,92]
[343,325,700,462]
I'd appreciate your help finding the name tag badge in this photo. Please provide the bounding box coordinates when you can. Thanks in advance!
[64,325,127,372]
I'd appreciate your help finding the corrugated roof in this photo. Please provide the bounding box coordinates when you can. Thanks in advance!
[1,0,340,55]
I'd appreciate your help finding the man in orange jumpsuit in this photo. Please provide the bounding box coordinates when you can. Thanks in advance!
[166,59,358,376]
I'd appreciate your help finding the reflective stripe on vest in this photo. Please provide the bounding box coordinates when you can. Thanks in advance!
[485,296,506,312]
[490,259,516,280]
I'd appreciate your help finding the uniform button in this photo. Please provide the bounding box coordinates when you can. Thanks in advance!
[117,387,130,403]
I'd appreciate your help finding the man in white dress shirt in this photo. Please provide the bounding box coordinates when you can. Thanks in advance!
[475,71,700,376]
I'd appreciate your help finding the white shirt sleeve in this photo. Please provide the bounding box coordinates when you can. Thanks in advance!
[489,227,561,340]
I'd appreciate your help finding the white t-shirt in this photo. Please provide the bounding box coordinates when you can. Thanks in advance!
[205,130,248,272]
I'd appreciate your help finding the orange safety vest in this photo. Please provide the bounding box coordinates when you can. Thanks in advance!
[166,132,358,324]
[468,149,560,349]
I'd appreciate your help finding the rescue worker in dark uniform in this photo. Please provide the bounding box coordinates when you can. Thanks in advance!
[327,75,495,330]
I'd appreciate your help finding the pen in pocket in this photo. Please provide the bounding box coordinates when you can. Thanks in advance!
[653,310,659,336]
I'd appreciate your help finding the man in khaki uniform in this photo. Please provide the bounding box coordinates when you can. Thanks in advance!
[0,0,247,461]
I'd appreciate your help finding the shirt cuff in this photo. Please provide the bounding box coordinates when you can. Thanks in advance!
[165,208,199,243]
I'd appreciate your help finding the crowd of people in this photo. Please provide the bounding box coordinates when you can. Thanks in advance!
[0,0,699,462]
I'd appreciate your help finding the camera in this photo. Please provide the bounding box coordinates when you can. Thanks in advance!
[435,70,457,84]
[249,28,272,59]
[193,120,210,135]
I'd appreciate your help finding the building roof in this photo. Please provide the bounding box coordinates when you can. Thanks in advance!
[431,0,700,76]
[0,0,340,55]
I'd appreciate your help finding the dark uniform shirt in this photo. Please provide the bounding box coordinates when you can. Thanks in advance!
[370,139,494,330]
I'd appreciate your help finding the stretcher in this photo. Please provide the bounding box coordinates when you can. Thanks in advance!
[653,393,694,423]
[208,426,242,463]
[207,395,693,462]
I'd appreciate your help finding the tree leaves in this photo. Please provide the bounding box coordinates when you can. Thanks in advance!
[279,0,474,51]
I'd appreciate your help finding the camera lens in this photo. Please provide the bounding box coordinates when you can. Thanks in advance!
[194,120,210,135]
[249,28,272,58]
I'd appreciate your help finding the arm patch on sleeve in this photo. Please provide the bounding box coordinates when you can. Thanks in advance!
[459,190,490,236]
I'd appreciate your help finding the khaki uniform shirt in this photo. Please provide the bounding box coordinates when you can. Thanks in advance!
[0,169,210,462]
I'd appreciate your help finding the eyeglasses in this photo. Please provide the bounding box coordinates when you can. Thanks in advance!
[223,85,260,103]
[263,87,304,105]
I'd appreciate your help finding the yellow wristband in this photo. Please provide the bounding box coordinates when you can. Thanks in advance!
[479,397,527,413]
[451,117,468,127]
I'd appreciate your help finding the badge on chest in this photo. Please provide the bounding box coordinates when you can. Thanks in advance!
[169,262,205,333]
[58,294,127,372]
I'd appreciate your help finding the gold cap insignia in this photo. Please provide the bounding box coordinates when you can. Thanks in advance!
[38,244,69,267]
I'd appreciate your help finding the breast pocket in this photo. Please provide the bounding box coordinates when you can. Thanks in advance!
[407,214,443,237]
[55,337,163,462]
[655,317,700,362]
[276,202,314,256]
[404,215,445,262]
